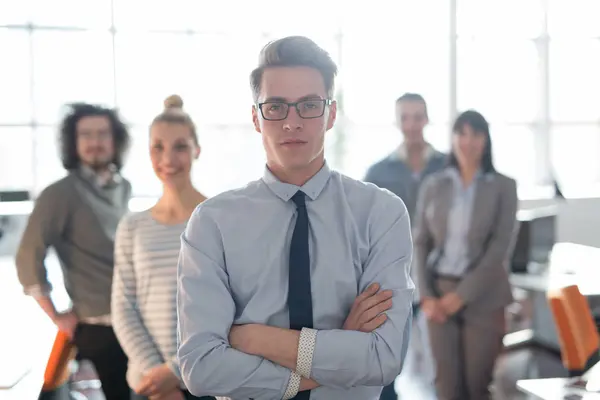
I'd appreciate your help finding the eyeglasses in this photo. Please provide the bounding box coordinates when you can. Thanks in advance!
[257,99,332,121]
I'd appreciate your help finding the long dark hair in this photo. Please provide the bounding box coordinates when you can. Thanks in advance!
[447,110,496,174]
[59,103,130,171]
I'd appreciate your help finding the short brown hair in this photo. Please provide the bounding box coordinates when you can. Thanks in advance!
[150,94,198,145]
[250,36,338,102]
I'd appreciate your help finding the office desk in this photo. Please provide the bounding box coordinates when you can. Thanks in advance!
[508,243,600,351]
[517,378,600,399]
[0,256,64,400]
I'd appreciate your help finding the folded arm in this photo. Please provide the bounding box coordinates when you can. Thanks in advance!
[111,217,165,373]
[456,178,519,303]
[176,206,291,400]
[232,194,415,389]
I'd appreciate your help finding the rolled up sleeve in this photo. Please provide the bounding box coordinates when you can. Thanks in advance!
[176,204,291,399]
[310,193,414,388]
[16,185,68,296]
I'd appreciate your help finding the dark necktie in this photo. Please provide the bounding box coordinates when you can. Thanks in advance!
[288,191,313,400]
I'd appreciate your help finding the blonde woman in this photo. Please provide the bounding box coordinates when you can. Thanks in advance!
[112,96,214,400]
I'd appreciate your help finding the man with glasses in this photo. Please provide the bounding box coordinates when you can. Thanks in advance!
[365,93,445,399]
[177,36,414,400]
[16,103,132,399]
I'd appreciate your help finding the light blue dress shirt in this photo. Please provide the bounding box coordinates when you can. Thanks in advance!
[176,161,414,400]
[436,168,480,277]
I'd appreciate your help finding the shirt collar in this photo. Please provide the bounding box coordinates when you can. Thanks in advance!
[388,142,435,162]
[262,161,331,202]
[79,164,122,188]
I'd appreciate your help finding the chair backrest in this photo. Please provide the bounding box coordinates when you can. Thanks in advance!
[547,284,600,376]
[42,330,75,391]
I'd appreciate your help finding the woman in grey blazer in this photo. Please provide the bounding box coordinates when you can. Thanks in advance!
[413,110,518,400]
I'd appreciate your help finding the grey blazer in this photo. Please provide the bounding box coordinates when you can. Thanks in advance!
[413,168,519,311]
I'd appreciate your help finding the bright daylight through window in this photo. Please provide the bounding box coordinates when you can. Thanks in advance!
[0,0,599,199]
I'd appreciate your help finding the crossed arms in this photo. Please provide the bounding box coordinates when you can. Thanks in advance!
[176,198,414,399]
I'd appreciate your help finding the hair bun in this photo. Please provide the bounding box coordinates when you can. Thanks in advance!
[164,94,184,110]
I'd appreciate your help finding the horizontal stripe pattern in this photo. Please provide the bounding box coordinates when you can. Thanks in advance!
[111,210,186,389]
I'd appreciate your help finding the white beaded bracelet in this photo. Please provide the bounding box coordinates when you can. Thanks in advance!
[296,327,318,379]
[283,372,301,399]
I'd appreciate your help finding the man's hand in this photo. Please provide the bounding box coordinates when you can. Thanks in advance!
[439,292,464,316]
[343,283,392,332]
[52,311,78,339]
[135,364,180,397]
[421,297,447,323]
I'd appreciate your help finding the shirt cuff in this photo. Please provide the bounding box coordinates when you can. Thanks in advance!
[283,372,301,399]
[167,358,182,382]
[296,327,317,379]
[24,284,52,298]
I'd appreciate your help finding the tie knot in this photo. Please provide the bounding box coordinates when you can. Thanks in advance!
[291,191,306,208]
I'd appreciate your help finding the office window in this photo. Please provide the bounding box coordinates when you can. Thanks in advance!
[192,125,265,196]
[0,29,32,124]
[113,0,197,32]
[491,125,538,187]
[33,127,65,194]
[551,125,600,190]
[0,128,35,190]
[32,30,115,124]
[188,33,267,126]
[342,35,449,126]
[457,0,544,39]
[341,1,450,128]
[30,0,112,29]
[456,39,541,123]
[2,0,600,199]
[342,124,399,179]
[114,32,196,125]
[547,0,600,38]
[120,127,158,197]
[259,0,344,38]
[549,40,600,122]
[0,2,30,25]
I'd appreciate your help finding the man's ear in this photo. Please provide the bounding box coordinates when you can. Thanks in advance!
[326,100,337,131]
[252,105,261,133]
[194,144,201,159]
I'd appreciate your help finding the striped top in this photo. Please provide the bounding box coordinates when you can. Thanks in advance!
[111,209,186,389]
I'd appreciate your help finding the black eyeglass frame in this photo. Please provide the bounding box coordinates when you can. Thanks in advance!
[256,98,333,121]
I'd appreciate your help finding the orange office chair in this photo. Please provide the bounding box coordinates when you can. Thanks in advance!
[547,284,600,377]
[42,330,75,392]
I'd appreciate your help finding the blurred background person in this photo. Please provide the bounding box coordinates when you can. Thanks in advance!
[111,95,214,400]
[413,110,518,400]
[15,103,132,399]
[365,93,444,400]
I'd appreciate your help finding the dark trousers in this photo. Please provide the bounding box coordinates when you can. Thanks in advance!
[131,390,215,400]
[379,382,398,400]
[73,323,130,400]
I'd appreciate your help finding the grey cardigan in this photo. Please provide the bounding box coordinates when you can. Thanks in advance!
[16,171,131,318]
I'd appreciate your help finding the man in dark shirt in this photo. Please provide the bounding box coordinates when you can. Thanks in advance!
[365,93,446,400]
[16,103,132,399]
